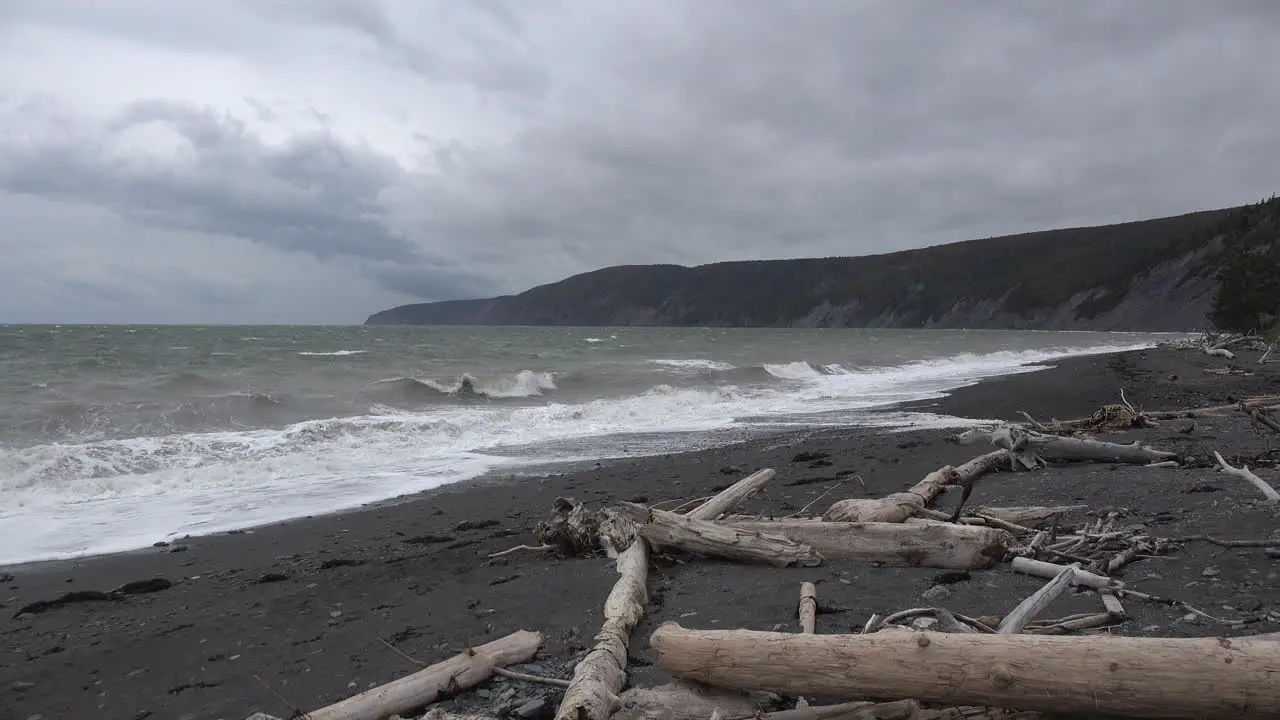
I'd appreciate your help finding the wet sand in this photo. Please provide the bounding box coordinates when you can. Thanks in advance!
[2,344,1278,720]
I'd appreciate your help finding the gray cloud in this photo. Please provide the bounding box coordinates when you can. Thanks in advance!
[2,0,1279,322]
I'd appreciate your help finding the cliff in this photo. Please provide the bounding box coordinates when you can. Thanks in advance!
[366,199,1279,331]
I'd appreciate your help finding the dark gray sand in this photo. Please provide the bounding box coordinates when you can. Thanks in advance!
[2,345,1278,720]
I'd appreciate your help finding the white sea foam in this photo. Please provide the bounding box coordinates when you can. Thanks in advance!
[0,340,1153,564]
[649,358,737,371]
[297,350,367,356]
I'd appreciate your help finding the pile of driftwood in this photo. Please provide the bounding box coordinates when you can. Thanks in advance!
[246,397,1280,720]
[1161,330,1277,363]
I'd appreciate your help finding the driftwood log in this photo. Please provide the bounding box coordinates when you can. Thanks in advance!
[1213,451,1280,503]
[723,519,1010,570]
[954,426,1175,468]
[553,539,649,720]
[293,630,544,720]
[614,503,822,567]
[650,623,1280,719]
[555,468,783,720]
[824,450,1008,523]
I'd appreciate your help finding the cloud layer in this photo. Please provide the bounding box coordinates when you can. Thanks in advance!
[2,0,1279,323]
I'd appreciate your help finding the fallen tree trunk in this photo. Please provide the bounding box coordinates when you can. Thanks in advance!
[649,622,1280,719]
[557,470,780,720]
[1010,557,1120,589]
[823,450,1007,523]
[302,630,544,720]
[614,503,822,567]
[955,426,1175,468]
[723,519,1010,570]
[687,469,776,520]
[553,539,649,720]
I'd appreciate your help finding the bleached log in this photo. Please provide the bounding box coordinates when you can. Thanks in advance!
[614,503,821,567]
[1010,557,1119,590]
[1213,451,1280,503]
[559,469,784,720]
[1261,343,1275,364]
[303,630,543,720]
[650,622,1280,719]
[553,539,649,720]
[955,426,1175,468]
[725,519,1010,570]
[996,565,1075,634]
[1205,347,1235,359]
[970,505,1085,525]
[824,450,1007,523]
[687,469,776,521]
[798,582,817,634]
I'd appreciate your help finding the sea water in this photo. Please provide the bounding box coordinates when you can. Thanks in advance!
[0,324,1167,564]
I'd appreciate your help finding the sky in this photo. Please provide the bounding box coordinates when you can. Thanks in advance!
[2,1,1279,324]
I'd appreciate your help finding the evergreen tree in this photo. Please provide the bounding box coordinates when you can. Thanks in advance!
[1209,200,1280,334]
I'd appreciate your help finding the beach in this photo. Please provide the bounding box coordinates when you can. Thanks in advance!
[2,343,1278,720]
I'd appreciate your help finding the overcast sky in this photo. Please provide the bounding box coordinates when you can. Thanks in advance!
[2,1,1278,324]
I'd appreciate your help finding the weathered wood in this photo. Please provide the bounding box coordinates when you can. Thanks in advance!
[798,582,817,634]
[558,469,784,720]
[823,450,1007,523]
[996,565,1075,634]
[1010,557,1119,590]
[724,519,1010,570]
[302,630,543,720]
[1214,451,1280,502]
[970,505,1086,525]
[955,426,1175,468]
[614,503,822,567]
[687,469,776,521]
[650,622,1280,719]
[553,539,649,720]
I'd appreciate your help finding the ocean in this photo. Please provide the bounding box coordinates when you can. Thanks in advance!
[0,325,1169,565]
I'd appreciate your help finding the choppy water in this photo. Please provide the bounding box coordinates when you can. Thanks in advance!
[0,324,1168,564]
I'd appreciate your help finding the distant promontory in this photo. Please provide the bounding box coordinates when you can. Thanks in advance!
[366,198,1280,332]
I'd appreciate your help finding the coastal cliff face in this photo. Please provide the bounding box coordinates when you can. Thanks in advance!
[366,203,1261,331]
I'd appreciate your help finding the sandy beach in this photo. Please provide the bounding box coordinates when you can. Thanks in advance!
[3,344,1278,720]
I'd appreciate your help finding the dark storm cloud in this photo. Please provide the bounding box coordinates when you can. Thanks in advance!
[3,0,1280,322]
[0,98,414,262]
[387,0,1280,288]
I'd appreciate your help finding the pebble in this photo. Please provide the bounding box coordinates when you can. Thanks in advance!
[476,688,491,699]
[1201,566,1220,578]
[1236,595,1264,612]
[168,544,190,553]
[330,610,343,618]
[1265,548,1280,559]
[921,585,951,602]
[11,681,35,692]
[516,698,546,718]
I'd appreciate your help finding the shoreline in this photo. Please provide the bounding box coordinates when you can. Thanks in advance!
[3,343,1277,720]
[1,339,1161,571]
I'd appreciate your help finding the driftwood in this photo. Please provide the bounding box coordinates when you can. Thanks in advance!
[649,622,1280,719]
[688,469,776,520]
[996,565,1075,634]
[553,539,649,720]
[724,519,1010,570]
[1009,557,1119,590]
[823,450,1007,523]
[954,426,1175,469]
[614,503,822,567]
[298,630,544,720]
[1214,451,1280,502]
[556,469,782,720]
[968,505,1085,526]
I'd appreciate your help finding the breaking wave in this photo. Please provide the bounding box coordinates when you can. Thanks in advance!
[0,339,1154,564]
